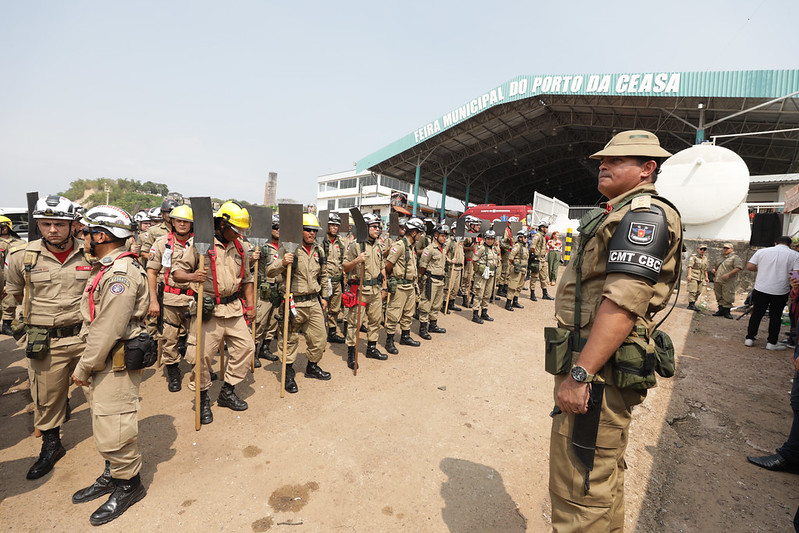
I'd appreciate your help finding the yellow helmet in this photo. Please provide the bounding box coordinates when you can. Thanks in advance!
[302,213,321,230]
[170,205,193,223]
[0,216,11,230]
[215,201,250,233]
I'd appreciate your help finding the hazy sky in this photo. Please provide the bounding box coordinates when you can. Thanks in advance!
[1,0,797,208]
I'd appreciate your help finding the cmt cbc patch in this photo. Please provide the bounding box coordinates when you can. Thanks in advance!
[628,222,656,246]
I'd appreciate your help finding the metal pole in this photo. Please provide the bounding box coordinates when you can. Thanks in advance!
[695,103,706,144]
[440,174,448,221]
[464,183,470,210]
[413,164,421,216]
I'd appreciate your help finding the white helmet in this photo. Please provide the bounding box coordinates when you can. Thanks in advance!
[82,205,136,239]
[148,207,162,220]
[33,195,76,221]
[134,210,149,223]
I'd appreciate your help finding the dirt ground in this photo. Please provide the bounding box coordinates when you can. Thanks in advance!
[1,278,798,532]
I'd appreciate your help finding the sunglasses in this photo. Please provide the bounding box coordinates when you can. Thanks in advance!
[303,228,318,233]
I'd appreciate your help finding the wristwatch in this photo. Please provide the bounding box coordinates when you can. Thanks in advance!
[570,365,603,383]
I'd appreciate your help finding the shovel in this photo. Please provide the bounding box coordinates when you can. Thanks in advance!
[349,207,369,375]
[278,203,303,397]
[189,197,214,431]
[247,206,273,371]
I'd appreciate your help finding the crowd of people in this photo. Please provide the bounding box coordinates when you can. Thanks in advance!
[0,191,569,525]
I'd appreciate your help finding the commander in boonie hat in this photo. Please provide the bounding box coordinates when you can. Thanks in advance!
[589,130,672,200]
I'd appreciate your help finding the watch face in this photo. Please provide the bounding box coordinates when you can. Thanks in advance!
[571,366,587,382]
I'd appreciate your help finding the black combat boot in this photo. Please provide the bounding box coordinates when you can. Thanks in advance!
[177,336,187,357]
[360,323,368,333]
[327,327,345,344]
[462,294,469,307]
[89,474,146,526]
[72,461,113,504]
[166,363,182,392]
[342,321,349,339]
[365,341,387,360]
[429,320,446,334]
[260,338,278,362]
[385,334,399,355]
[400,329,421,347]
[305,361,332,380]
[481,309,494,322]
[200,390,213,424]
[472,310,484,324]
[530,290,538,302]
[1,319,13,336]
[505,299,514,311]
[347,346,356,370]
[712,307,725,317]
[542,288,554,300]
[26,427,66,480]
[449,299,462,311]
[512,296,524,309]
[687,302,696,310]
[217,382,248,411]
[722,307,734,319]
[418,322,432,340]
[253,352,262,368]
[284,364,298,393]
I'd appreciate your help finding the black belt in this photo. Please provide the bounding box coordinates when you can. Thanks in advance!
[293,291,320,303]
[49,323,82,339]
[427,273,444,281]
[329,275,343,283]
[392,278,414,285]
[362,278,381,287]
[217,292,241,305]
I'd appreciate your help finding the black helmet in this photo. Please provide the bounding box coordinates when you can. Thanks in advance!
[161,198,179,213]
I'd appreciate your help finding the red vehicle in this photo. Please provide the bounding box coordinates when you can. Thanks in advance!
[462,204,532,223]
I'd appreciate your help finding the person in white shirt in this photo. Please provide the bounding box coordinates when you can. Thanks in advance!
[744,236,799,350]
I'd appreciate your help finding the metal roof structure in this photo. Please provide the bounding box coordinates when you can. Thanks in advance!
[356,70,799,208]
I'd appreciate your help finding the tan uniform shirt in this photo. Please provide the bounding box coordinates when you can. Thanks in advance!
[147,232,193,306]
[140,221,170,258]
[473,242,498,274]
[463,237,476,262]
[387,236,418,281]
[323,235,345,281]
[345,239,384,294]
[687,253,709,281]
[530,233,547,259]
[446,237,464,266]
[420,242,446,276]
[508,240,530,269]
[6,238,92,328]
[74,247,149,381]
[554,183,683,334]
[173,236,253,318]
[258,241,281,284]
[715,253,744,280]
[266,243,329,305]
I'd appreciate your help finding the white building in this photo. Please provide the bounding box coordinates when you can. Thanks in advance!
[316,169,433,222]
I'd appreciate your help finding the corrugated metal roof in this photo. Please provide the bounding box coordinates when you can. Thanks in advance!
[750,174,799,184]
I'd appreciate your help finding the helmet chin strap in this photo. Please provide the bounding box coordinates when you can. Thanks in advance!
[215,222,229,244]
[42,236,71,251]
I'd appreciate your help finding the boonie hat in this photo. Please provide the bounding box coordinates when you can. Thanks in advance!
[722,242,734,249]
[590,130,672,160]
[698,243,708,249]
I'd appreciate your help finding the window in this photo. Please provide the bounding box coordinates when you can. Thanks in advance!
[327,199,336,210]
[381,176,412,194]
[340,178,357,189]
[338,197,356,209]
[318,183,325,192]
[326,181,338,191]
[360,174,378,187]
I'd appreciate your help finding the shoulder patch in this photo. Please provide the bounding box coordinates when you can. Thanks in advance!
[390,247,397,254]
[109,282,126,295]
[422,250,429,256]
[108,275,131,287]
[101,256,114,265]
[628,222,657,246]
[631,196,651,211]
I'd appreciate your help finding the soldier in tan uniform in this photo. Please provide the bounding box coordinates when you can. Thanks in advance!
[549,130,682,531]
[444,223,464,313]
[172,201,256,423]
[254,214,281,364]
[460,216,480,306]
[147,205,194,391]
[384,217,425,354]
[266,213,331,393]
[323,212,346,344]
[711,243,744,318]
[686,243,709,310]
[342,213,388,369]
[138,199,177,260]
[497,223,513,298]
[471,230,498,324]
[6,196,87,480]
[1,216,26,335]
[417,224,449,339]
[504,229,529,311]
[70,205,150,526]
[529,223,554,301]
